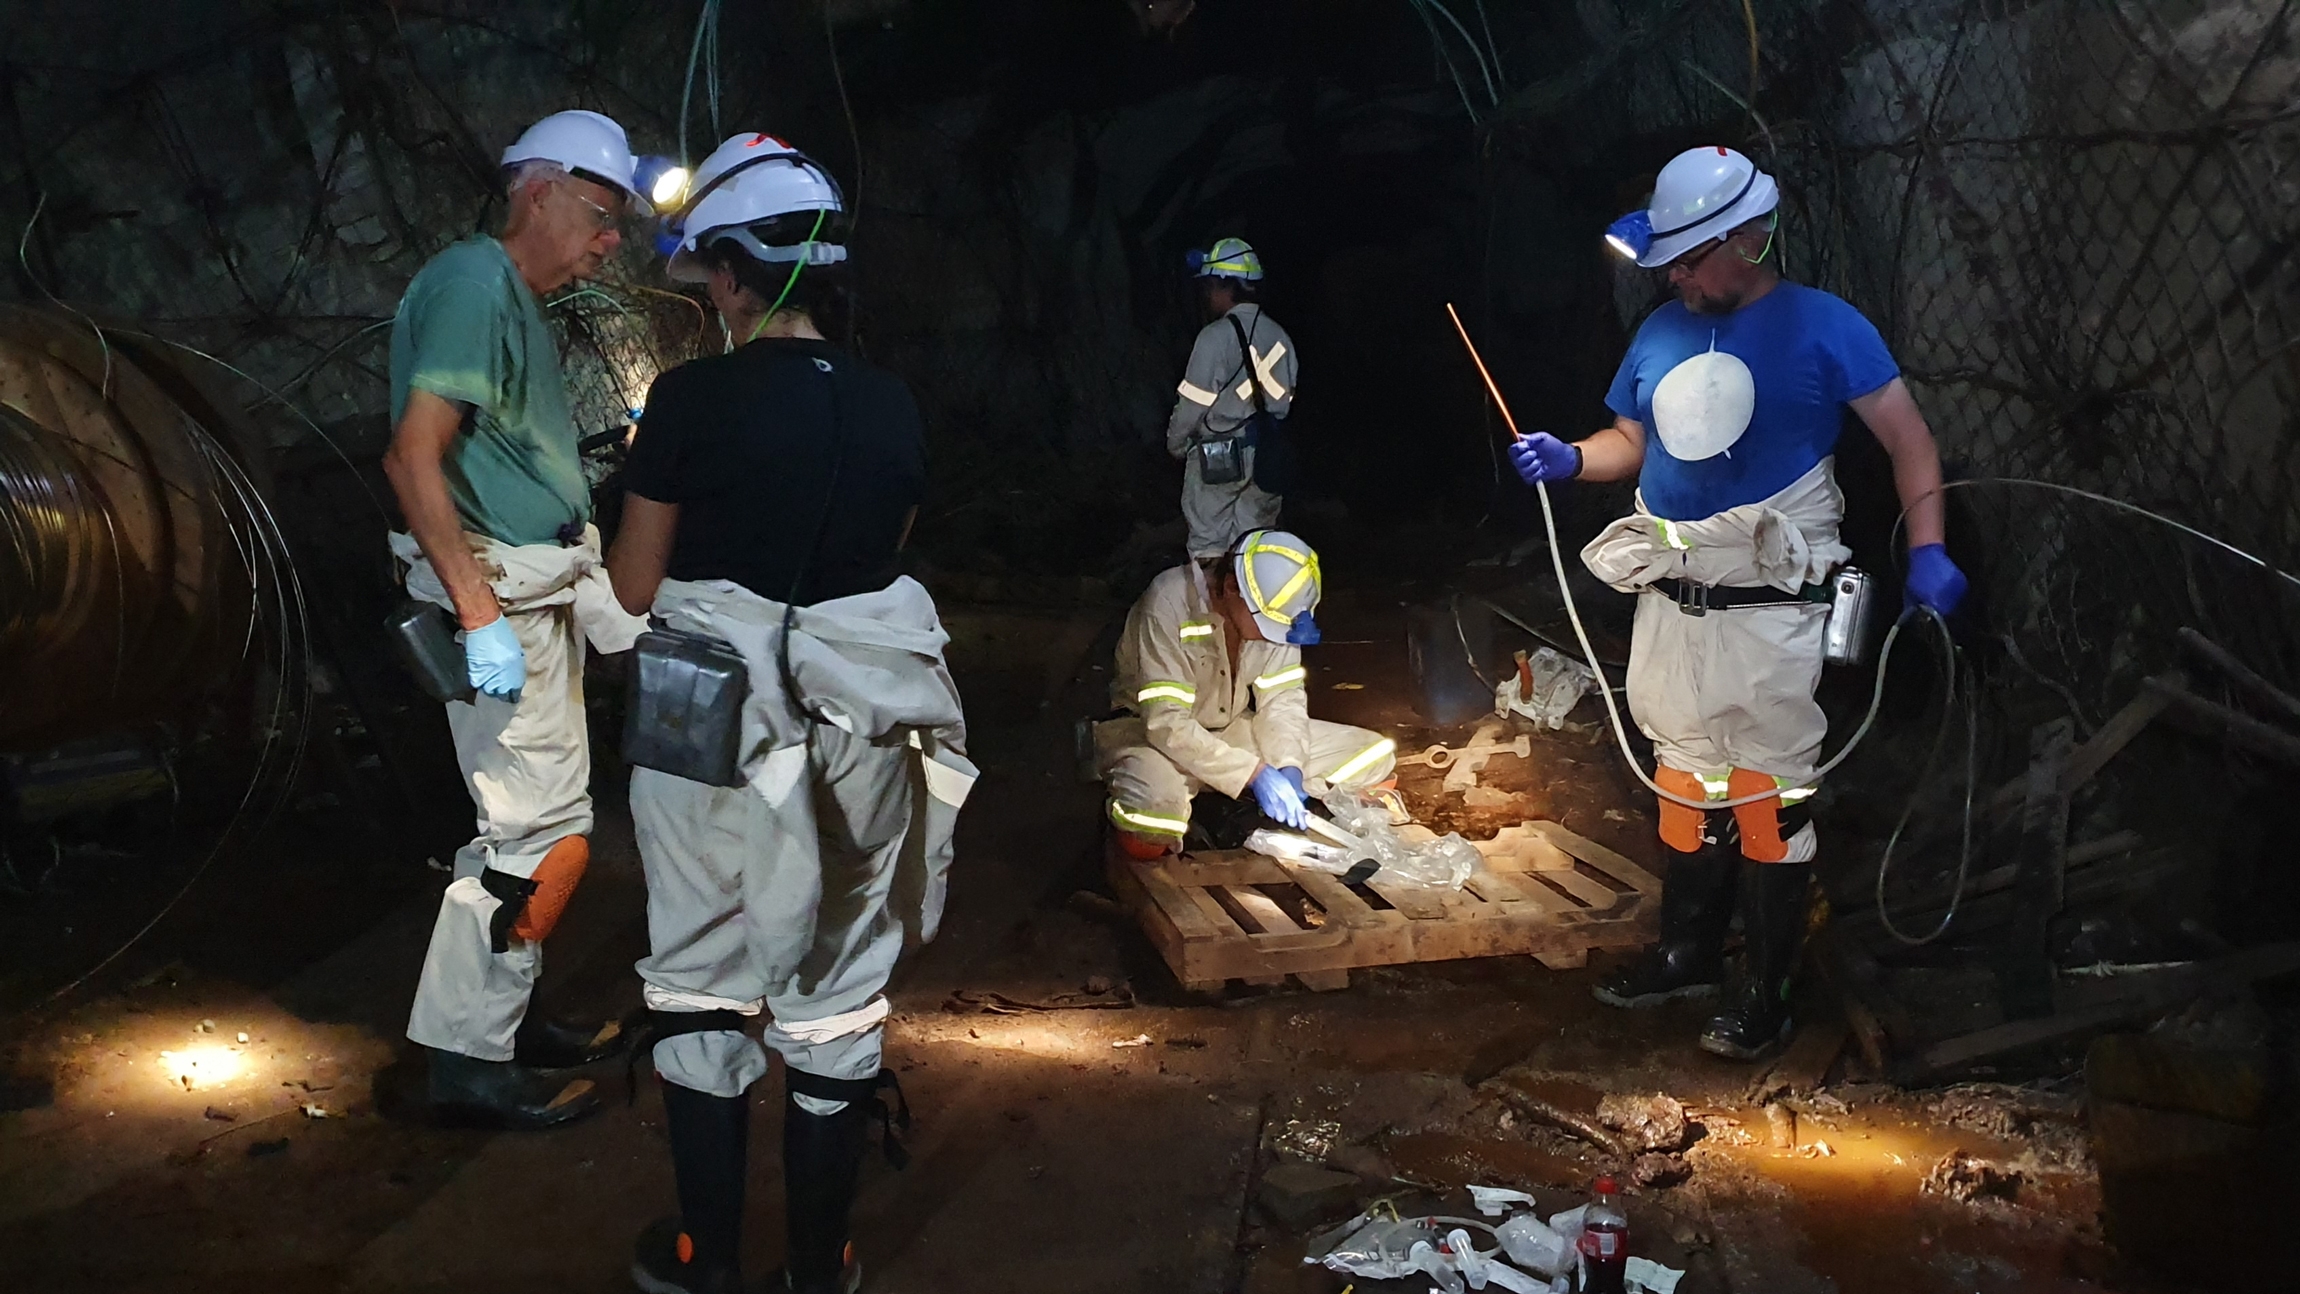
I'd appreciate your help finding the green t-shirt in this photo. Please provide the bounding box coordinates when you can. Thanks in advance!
[389,236,589,546]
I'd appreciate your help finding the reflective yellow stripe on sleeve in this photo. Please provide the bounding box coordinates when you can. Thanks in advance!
[1109,801,1189,838]
[1326,737,1397,785]
[1177,380,1219,407]
[1252,664,1307,693]
[1178,621,1214,641]
[1656,519,1694,552]
[1136,681,1198,707]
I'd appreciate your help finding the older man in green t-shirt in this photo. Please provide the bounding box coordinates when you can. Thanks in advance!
[381,110,651,1130]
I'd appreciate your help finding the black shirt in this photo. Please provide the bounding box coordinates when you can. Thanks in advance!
[624,337,926,605]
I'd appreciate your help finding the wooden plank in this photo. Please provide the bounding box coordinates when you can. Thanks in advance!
[1362,875,1449,921]
[2177,626,2300,727]
[1184,885,1248,939]
[2002,718,2074,1020]
[1525,820,1664,895]
[1164,855,1294,888]
[2147,675,2300,769]
[1284,865,1379,925]
[1534,948,1589,970]
[1218,885,1353,991]
[1127,862,1225,943]
[1904,942,2300,1080]
[1461,871,1526,906]
[1522,866,1621,912]
[1984,672,2181,821]
[1841,830,2144,931]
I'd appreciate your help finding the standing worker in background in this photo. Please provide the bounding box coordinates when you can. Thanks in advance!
[1167,238,1298,559]
[1098,531,1395,857]
[609,137,974,1294]
[1511,145,1968,1061]
[381,110,653,1128]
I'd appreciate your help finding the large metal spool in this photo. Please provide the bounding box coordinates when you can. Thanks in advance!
[0,304,267,753]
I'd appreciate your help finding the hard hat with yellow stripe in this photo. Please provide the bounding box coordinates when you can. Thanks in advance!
[1187,236,1265,282]
[1233,530,1321,645]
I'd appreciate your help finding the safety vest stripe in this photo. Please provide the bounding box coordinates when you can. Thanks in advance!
[1253,665,1308,691]
[1656,519,1694,551]
[1136,682,1197,706]
[1108,801,1188,837]
[1775,776,1816,804]
[1698,775,1731,799]
[1177,380,1219,407]
[1327,737,1397,785]
[1251,342,1289,401]
[1178,621,1214,640]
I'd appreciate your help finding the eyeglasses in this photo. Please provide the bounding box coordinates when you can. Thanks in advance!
[1666,237,1729,277]
[561,184,624,234]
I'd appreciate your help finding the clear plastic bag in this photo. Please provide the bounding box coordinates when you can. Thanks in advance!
[1496,1213,1572,1277]
[1241,829,1355,875]
[1495,646,1596,729]
[1308,1214,1441,1279]
[1322,790,1479,890]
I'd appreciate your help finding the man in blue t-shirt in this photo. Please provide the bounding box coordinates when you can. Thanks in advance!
[1511,146,1968,1062]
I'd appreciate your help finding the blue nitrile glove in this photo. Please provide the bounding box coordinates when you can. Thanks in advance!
[462,616,527,703]
[1508,433,1582,486]
[1250,763,1310,829]
[1279,766,1307,800]
[1904,543,1969,618]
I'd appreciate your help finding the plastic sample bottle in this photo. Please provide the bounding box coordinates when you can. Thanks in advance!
[1576,1176,1629,1294]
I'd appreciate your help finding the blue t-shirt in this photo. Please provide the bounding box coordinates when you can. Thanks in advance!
[1605,282,1898,521]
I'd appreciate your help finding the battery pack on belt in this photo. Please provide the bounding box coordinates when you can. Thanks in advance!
[1647,576,1831,617]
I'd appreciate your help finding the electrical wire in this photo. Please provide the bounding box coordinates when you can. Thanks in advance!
[824,1,865,240]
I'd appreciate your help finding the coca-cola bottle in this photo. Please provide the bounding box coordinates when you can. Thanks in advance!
[1576,1175,1629,1294]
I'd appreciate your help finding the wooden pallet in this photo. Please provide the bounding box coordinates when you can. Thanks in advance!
[1109,821,1662,992]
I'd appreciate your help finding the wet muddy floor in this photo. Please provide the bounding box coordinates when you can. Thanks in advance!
[0,588,2196,1292]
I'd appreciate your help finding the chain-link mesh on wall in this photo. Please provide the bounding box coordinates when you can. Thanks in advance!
[1801,0,2300,735]
[1580,0,2300,741]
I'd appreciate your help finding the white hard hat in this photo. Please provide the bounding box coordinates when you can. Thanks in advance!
[500,110,651,215]
[1233,530,1323,645]
[665,135,846,283]
[1634,146,1778,268]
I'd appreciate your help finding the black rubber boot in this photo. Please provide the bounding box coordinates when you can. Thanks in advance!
[1699,861,1812,1061]
[515,1010,630,1070]
[630,1081,749,1294]
[1592,836,1740,1008]
[426,1047,599,1130]
[776,1078,870,1294]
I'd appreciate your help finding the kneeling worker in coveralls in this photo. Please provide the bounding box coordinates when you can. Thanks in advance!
[1511,145,1968,1060]
[382,110,654,1128]
[1099,532,1397,855]
[608,133,975,1294]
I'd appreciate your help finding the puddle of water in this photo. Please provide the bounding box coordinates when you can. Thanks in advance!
[1388,1132,1596,1191]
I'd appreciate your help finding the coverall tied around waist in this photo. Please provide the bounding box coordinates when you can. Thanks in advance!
[391,526,648,1060]
[1579,458,1851,864]
[1167,304,1297,558]
[1098,564,1394,843]
[631,576,976,1105]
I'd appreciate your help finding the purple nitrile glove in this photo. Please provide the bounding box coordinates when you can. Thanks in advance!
[1249,764,1310,829]
[1508,433,1582,486]
[1905,543,1968,618]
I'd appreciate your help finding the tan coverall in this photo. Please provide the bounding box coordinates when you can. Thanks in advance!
[1097,564,1394,841]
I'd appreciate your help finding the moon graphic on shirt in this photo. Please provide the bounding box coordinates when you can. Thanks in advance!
[1650,347,1755,461]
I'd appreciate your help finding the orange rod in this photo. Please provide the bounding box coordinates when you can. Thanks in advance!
[1444,302,1523,442]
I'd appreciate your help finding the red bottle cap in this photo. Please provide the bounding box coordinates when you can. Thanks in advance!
[1595,1176,1619,1195]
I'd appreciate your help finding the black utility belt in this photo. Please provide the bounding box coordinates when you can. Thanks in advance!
[1645,577,1831,617]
